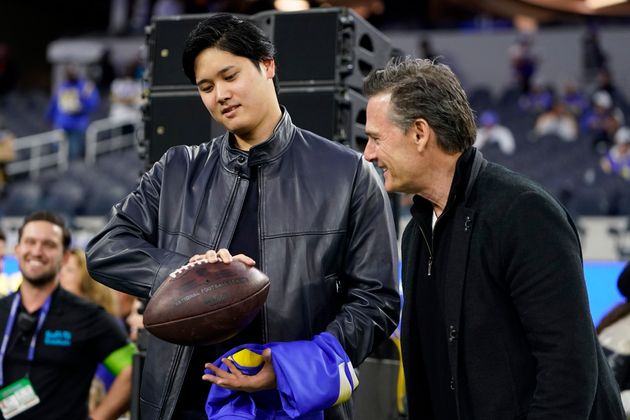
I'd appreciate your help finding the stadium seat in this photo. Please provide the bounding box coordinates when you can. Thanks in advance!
[44,179,85,220]
[1,182,43,216]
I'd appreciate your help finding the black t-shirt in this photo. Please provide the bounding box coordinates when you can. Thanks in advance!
[0,287,129,420]
[175,153,263,415]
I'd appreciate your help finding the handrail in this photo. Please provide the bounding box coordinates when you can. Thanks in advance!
[4,117,140,180]
[5,129,68,178]
[85,116,141,165]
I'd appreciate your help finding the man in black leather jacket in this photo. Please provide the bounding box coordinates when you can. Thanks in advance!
[86,14,400,420]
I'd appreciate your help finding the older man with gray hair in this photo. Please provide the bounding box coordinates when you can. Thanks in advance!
[362,57,624,420]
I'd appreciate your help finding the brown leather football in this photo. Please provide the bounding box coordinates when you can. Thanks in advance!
[143,259,270,345]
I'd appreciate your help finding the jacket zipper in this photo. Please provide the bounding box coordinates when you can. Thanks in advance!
[420,197,455,277]
[159,345,184,419]
[417,223,433,276]
[257,165,268,343]
[161,172,243,418]
[215,174,242,241]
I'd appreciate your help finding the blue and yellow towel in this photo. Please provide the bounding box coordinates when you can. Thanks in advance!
[205,332,358,419]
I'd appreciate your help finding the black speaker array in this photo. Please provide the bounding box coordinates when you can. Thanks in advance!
[142,8,393,164]
[143,15,226,164]
[255,8,391,152]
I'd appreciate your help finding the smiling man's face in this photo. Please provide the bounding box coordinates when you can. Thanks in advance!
[364,92,425,194]
[15,221,66,287]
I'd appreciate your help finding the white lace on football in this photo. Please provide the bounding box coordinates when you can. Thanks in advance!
[169,258,209,278]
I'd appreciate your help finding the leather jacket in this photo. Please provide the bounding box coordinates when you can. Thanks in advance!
[86,111,401,419]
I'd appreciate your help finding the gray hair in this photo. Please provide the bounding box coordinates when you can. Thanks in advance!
[363,57,476,153]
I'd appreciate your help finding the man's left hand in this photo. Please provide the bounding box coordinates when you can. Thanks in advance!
[202,348,277,392]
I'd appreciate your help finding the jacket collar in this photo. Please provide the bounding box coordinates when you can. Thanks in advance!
[219,107,296,169]
[411,146,477,219]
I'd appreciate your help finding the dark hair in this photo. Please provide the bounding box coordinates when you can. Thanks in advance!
[0,229,5,242]
[617,261,630,299]
[596,261,630,334]
[18,211,72,250]
[363,57,476,154]
[182,14,276,89]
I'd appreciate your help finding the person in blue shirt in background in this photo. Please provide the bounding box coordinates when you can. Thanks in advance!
[46,66,100,160]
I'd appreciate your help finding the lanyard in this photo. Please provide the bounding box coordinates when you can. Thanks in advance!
[0,292,52,387]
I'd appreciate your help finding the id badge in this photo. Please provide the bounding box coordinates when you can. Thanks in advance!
[0,378,40,419]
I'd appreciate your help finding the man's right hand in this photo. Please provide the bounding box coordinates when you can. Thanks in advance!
[189,248,256,266]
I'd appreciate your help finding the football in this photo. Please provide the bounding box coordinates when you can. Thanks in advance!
[143,259,270,345]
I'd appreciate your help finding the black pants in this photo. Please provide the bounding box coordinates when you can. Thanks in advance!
[172,409,207,420]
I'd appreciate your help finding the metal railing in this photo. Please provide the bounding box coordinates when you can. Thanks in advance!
[4,117,141,180]
[6,129,68,178]
[85,117,141,165]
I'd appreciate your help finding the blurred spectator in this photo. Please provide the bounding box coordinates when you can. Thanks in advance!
[592,68,617,97]
[46,66,100,160]
[60,248,118,316]
[0,115,16,195]
[0,43,18,98]
[0,229,4,272]
[589,68,629,111]
[583,90,624,153]
[582,25,608,85]
[474,110,516,155]
[91,50,117,94]
[114,289,136,322]
[597,261,630,416]
[59,247,137,329]
[509,32,539,95]
[561,81,589,117]
[534,100,579,142]
[132,56,145,81]
[600,127,630,181]
[109,64,143,122]
[518,78,553,113]
[0,229,21,297]
[126,297,145,342]
[59,248,124,413]
[152,0,184,16]
[129,0,153,33]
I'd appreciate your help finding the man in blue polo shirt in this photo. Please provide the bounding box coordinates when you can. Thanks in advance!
[0,211,134,420]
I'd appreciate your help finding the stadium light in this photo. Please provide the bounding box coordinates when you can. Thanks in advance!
[585,0,628,9]
[274,0,310,11]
